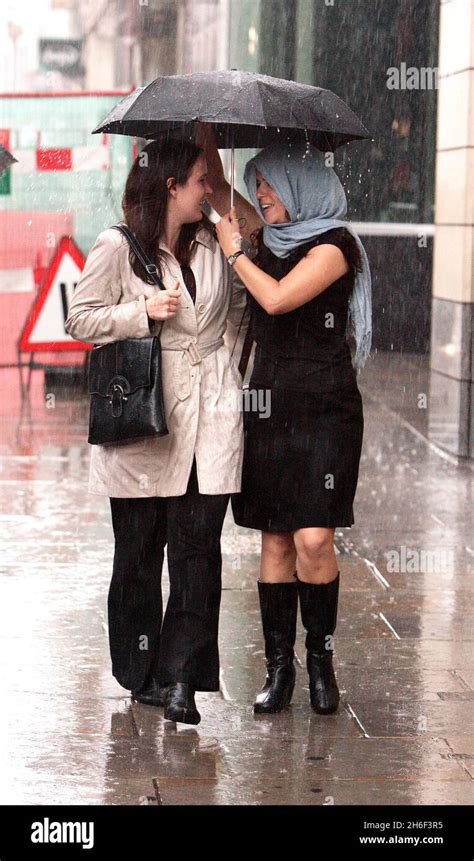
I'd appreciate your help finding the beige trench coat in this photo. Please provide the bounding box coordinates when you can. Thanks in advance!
[65,226,249,497]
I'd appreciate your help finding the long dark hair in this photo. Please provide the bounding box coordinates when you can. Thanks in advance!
[122,139,213,283]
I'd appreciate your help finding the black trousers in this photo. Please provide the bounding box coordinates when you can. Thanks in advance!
[108,457,229,692]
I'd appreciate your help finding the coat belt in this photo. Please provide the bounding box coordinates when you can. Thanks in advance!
[161,337,224,364]
[161,337,225,400]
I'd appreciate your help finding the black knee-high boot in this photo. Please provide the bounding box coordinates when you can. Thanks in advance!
[296,573,340,714]
[254,580,298,714]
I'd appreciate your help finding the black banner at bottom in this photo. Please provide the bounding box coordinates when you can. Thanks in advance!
[0,804,472,857]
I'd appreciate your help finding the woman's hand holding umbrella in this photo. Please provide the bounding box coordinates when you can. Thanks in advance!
[215,208,290,315]
[195,122,261,242]
[215,207,244,259]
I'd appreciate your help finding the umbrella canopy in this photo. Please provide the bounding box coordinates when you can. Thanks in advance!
[0,144,17,175]
[92,70,371,152]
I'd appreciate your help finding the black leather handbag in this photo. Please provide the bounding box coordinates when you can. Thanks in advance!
[87,224,169,446]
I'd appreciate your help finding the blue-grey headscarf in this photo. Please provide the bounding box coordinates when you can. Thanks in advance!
[243,141,372,369]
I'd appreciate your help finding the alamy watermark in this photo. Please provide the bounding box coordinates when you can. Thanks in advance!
[203,386,271,418]
[31,818,94,850]
[385,545,454,575]
[386,62,438,90]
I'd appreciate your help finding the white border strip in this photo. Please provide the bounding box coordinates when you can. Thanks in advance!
[0,267,35,293]
[349,221,435,237]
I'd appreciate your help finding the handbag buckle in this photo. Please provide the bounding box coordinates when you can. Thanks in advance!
[107,376,130,418]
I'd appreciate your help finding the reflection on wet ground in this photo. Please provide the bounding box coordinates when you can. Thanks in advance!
[0,353,473,805]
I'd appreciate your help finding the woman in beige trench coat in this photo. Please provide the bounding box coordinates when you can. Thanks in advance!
[66,139,249,725]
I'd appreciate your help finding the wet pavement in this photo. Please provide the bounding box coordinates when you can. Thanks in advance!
[0,352,473,806]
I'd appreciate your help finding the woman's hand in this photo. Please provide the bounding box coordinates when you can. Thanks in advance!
[145,283,182,320]
[195,123,262,242]
[215,207,243,258]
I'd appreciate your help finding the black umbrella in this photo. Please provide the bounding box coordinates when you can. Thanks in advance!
[0,144,17,176]
[93,70,371,204]
[93,70,370,149]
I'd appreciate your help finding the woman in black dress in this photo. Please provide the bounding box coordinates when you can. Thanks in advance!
[215,141,372,716]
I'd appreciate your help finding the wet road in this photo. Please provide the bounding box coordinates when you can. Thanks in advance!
[0,353,473,805]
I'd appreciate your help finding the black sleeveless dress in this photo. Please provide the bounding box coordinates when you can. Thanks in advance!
[231,228,364,532]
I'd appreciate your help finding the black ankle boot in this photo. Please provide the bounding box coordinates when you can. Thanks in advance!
[254,580,298,714]
[131,676,167,707]
[164,683,201,725]
[296,573,340,715]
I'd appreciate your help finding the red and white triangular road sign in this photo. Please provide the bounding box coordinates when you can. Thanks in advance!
[19,236,90,352]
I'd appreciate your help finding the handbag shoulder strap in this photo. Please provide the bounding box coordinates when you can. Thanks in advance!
[230,298,254,378]
[111,224,167,291]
